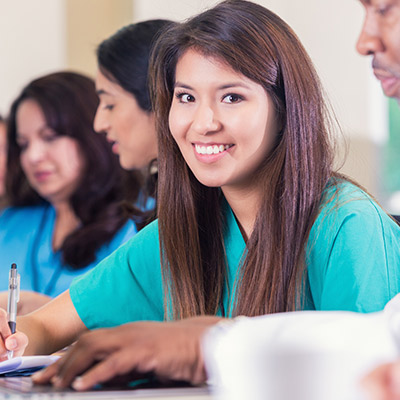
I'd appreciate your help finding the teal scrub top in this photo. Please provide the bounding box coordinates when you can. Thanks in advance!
[70,181,400,329]
[0,204,138,296]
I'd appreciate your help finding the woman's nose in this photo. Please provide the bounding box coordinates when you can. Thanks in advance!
[191,105,221,135]
[93,107,110,134]
[24,141,46,164]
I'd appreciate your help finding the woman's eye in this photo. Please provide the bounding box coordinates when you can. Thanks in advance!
[105,104,114,110]
[42,129,59,142]
[176,93,195,103]
[43,135,58,142]
[222,94,243,104]
[16,141,28,151]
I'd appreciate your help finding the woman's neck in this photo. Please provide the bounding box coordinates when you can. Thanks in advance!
[222,186,261,242]
[52,201,80,251]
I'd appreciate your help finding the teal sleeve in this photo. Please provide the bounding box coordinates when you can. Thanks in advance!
[69,220,165,329]
[307,186,400,312]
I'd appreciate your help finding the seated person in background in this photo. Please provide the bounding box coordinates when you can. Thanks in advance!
[1,0,400,390]
[93,19,173,220]
[345,0,400,398]
[0,115,7,208]
[0,72,145,314]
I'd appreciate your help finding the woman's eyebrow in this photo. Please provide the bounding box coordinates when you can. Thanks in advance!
[96,89,110,96]
[174,82,193,90]
[174,82,251,90]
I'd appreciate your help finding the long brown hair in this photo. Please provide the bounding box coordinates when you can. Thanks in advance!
[150,0,337,319]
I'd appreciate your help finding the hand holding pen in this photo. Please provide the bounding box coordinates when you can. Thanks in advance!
[7,263,20,359]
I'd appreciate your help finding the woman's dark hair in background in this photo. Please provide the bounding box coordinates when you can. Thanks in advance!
[151,0,337,319]
[96,19,174,211]
[6,71,143,269]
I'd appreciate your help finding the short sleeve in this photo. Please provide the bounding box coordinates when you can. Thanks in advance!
[307,184,400,312]
[69,220,165,329]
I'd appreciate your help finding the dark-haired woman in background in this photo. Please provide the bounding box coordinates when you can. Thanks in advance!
[94,19,173,220]
[0,72,143,313]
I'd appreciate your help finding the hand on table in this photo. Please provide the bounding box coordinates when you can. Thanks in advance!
[362,362,400,400]
[0,308,28,359]
[32,316,221,391]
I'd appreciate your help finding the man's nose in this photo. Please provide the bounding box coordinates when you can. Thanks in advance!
[356,16,384,56]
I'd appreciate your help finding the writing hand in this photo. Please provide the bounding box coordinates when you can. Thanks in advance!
[32,316,221,390]
[0,308,28,359]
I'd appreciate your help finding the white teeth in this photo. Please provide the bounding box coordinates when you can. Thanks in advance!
[195,144,232,155]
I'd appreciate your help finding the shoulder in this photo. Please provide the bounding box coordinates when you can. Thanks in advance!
[314,180,395,233]
[104,219,160,263]
[306,180,400,311]
[0,204,53,226]
[123,219,159,252]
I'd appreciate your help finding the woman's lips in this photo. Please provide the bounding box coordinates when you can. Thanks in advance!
[34,171,52,182]
[192,143,234,163]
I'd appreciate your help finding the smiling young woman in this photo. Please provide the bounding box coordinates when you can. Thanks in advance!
[1,0,400,390]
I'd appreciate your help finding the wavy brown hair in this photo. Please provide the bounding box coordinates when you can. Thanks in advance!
[150,0,338,319]
[6,72,144,269]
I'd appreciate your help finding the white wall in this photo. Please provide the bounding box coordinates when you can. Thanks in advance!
[0,0,66,115]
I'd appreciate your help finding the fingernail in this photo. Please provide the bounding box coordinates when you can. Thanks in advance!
[51,376,62,388]
[7,339,16,350]
[72,377,84,391]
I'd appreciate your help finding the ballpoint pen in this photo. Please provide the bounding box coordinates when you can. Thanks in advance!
[7,263,20,359]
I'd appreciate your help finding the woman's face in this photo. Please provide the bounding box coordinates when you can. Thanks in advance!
[16,99,85,206]
[0,121,7,198]
[169,49,279,194]
[93,70,158,170]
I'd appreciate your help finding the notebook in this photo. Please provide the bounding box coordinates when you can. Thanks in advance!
[0,355,60,376]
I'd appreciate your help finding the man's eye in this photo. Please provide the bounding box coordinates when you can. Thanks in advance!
[376,4,391,16]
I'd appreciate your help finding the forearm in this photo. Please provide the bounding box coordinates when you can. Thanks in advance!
[18,290,87,355]
[18,291,52,315]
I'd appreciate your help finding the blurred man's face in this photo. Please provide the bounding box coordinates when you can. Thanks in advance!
[357,0,400,102]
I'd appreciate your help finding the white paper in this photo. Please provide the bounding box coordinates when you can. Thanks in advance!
[0,355,60,374]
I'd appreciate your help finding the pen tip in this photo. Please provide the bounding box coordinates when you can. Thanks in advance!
[11,263,16,269]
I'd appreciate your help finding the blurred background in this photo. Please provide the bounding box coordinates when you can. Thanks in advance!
[1,0,399,213]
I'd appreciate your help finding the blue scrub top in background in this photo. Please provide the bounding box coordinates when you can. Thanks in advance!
[0,204,139,296]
